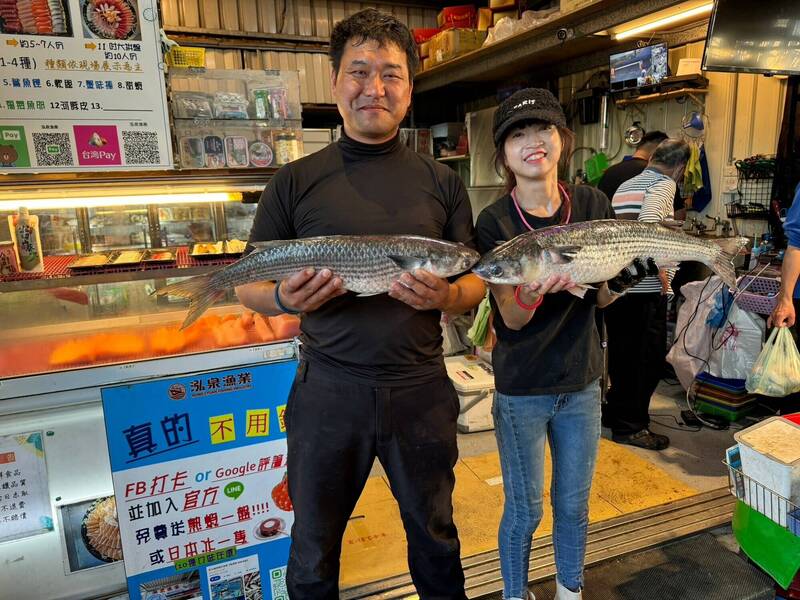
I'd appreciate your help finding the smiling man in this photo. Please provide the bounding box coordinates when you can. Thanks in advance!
[235,9,485,599]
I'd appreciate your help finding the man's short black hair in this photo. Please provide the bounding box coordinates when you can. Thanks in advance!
[329,8,419,81]
[638,130,669,148]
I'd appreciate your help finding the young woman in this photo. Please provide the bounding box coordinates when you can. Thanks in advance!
[476,88,651,600]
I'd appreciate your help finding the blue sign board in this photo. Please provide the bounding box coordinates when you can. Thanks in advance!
[101,360,297,600]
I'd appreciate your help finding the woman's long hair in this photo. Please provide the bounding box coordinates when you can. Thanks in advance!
[494,123,575,194]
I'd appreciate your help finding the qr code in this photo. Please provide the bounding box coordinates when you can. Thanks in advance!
[121,130,160,165]
[32,133,74,167]
[269,566,287,600]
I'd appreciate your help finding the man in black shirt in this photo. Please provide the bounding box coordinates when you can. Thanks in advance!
[236,9,485,599]
[597,130,685,219]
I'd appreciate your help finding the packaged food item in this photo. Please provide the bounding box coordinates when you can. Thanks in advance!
[111,250,143,264]
[8,207,44,272]
[252,88,289,119]
[142,249,175,263]
[224,136,249,167]
[70,253,110,269]
[0,241,19,276]
[213,91,249,119]
[191,241,224,256]
[249,141,273,167]
[273,131,301,165]
[225,239,246,254]
[203,135,225,168]
[172,92,214,118]
[179,136,205,169]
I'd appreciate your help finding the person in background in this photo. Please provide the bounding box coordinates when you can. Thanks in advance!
[769,182,800,328]
[476,88,653,600]
[603,139,691,451]
[597,130,686,221]
[236,9,485,599]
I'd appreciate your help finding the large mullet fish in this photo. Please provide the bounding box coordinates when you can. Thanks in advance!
[156,235,480,329]
[472,220,747,293]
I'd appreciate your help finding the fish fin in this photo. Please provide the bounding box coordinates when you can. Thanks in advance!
[660,218,684,230]
[356,291,383,297]
[153,274,225,330]
[546,245,582,264]
[387,255,426,271]
[567,284,591,298]
[709,237,749,291]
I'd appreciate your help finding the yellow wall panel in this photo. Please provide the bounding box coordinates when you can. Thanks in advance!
[220,0,240,30]
[160,0,181,27]
[200,0,221,29]
[296,0,313,35]
[179,0,201,27]
[238,0,259,34]
[313,0,330,37]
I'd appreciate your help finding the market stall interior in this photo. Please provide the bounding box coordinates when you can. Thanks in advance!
[2,0,800,598]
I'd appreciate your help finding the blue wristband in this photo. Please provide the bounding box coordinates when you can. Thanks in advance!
[274,280,301,315]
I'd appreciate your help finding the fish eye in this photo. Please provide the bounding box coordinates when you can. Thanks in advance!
[489,264,504,277]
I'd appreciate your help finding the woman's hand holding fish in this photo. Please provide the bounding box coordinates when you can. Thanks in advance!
[519,273,576,302]
[389,269,452,311]
[277,268,347,312]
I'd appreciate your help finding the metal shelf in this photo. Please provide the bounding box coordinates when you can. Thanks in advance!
[413,0,689,94]
[0,247,235,292]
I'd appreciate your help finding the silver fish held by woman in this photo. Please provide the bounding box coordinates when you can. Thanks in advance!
[472,219,747,293]
[157,235,480,329]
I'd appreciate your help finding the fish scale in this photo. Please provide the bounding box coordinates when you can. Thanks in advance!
[157,234,480,329]
[473,220,747,291]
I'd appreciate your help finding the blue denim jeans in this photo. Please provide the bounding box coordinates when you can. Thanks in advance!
[493,380,601,598]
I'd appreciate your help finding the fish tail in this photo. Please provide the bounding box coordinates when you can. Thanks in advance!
[709,237,748,291]
[154,274,226,329]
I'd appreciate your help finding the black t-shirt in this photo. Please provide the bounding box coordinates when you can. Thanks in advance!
[247,131,476,386]
[476,185,614,395]
[597,157,684,211]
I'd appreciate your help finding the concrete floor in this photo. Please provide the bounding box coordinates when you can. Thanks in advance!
[370,379,739,492]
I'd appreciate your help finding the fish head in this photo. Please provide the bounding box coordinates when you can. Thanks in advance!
[472,242,542,285]
[424,244,481,276]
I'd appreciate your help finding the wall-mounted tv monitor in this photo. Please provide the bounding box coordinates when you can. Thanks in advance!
[610,43,669,91]
[702,0,800,75]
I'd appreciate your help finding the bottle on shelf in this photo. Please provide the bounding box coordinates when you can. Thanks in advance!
[8,206,44,273]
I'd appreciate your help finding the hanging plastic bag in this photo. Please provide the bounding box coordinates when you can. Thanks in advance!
[467,291,492,347]
[707,303,765,381]
[746,327,800,396]
[666,276,722,389]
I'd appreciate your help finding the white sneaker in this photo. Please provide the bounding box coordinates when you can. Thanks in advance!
[554,579,582,600]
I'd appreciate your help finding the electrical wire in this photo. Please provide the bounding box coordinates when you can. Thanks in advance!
[649,413,702,432]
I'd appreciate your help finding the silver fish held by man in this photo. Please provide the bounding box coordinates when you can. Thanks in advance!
[472,219,747,293]
[156,235,480,329]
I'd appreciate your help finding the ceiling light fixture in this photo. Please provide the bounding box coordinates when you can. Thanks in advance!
[614,2,714,40]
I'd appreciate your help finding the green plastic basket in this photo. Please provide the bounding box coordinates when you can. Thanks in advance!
[584,152,609,186]
[695,399,755,422]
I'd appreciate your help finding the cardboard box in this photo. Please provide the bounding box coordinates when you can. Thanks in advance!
[419,40,431,58]
[560,0,601,14]
[422,57,436,71]
[437,4,477,29]
[411,27,440,44]
[477,7,492,30]
[493,9,516,25]
[431,28,487,64]
[489,0,517,9]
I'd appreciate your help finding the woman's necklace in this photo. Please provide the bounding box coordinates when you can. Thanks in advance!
[511,182,571,231]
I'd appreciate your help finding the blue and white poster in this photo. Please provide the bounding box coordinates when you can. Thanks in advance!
[101,360,297,600]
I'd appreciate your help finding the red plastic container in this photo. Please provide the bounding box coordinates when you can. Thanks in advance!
[784,413,800,426]
[437,5,477,29]
[412,27,440,44]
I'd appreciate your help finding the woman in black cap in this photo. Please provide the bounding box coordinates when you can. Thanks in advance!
[475,88,651,600]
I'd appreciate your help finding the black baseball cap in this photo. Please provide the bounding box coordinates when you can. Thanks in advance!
[493,88,567,148]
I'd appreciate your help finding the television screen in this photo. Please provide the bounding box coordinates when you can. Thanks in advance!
[703,0,800,75]
[610,43,669,91]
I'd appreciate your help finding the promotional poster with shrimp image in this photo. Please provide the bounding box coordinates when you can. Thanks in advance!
[101,361,297,600]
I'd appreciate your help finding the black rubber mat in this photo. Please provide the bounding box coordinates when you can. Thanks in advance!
[477,532,775,600]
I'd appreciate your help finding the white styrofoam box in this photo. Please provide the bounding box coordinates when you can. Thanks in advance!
[445,354,495,433]
[302,128,333,156]
[734,416,800,526]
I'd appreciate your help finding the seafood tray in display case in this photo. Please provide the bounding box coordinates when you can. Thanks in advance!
[168,68,304,170]
[0,267,301,383]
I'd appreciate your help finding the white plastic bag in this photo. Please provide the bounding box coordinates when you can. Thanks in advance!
[746,327,800,396]
[666,276,721,389]
[707,303,765,381]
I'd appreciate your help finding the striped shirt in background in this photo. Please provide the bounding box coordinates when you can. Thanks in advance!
[611,168,677,294]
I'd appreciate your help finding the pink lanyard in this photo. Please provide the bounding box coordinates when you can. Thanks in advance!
[511,182,571,231]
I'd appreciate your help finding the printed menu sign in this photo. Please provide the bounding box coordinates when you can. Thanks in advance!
[0,0,172,171]
[0,431,54,543]
[102,361,296,600]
